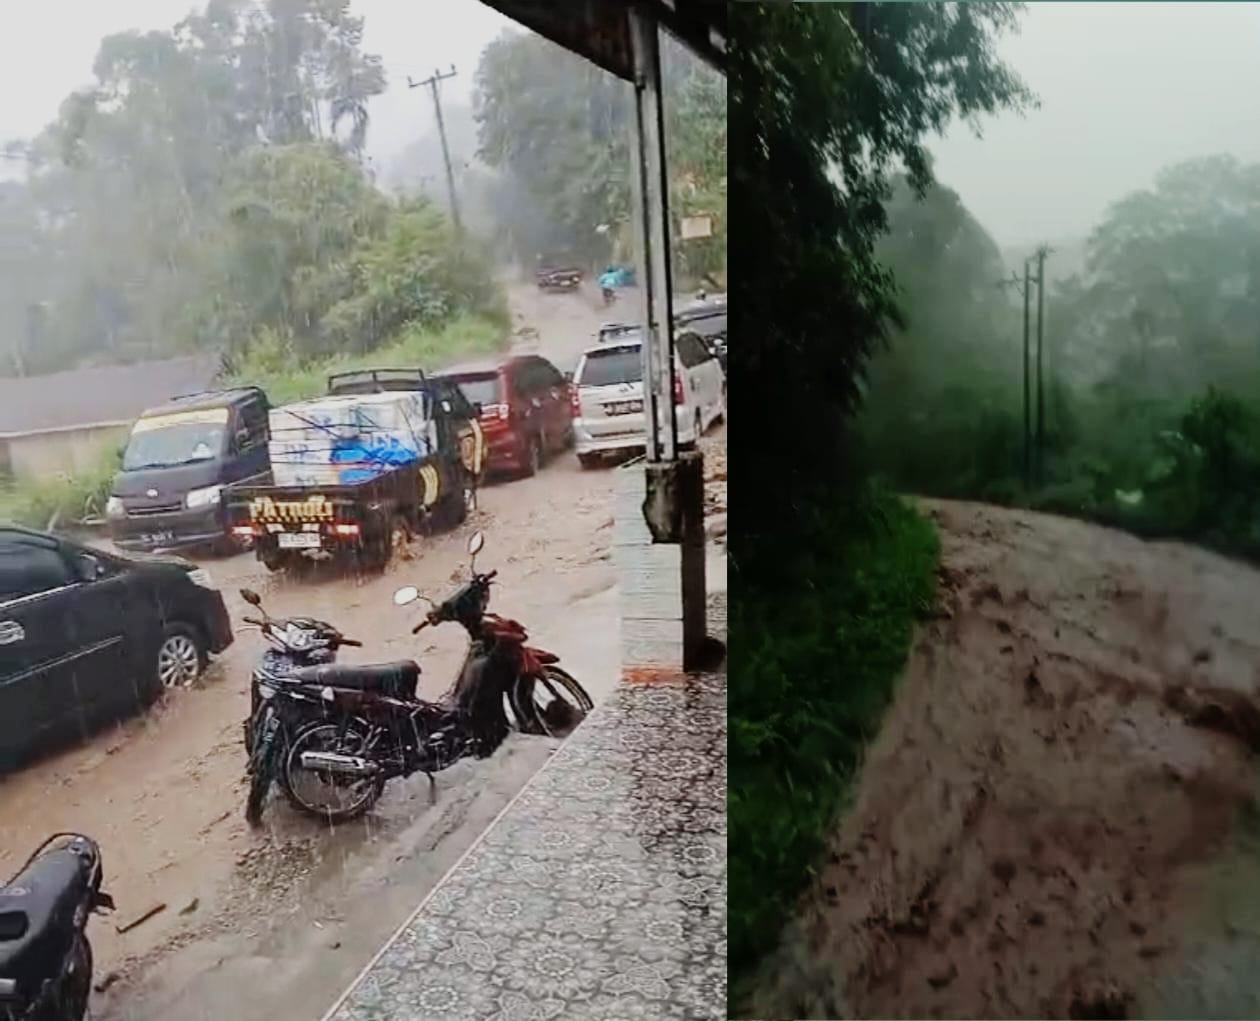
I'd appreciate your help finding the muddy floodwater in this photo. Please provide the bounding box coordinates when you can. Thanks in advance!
[754,499,1260,1020]
[0,281,727,1021]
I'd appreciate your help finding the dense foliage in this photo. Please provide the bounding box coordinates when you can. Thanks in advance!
[860,153,1260,558]
[472,29,726,284]
[730,2,1033,551]
[1,0,502,378]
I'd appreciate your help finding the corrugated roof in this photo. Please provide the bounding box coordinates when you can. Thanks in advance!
[0,353,220,436]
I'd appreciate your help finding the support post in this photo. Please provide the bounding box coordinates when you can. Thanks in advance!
[616,6,707,676]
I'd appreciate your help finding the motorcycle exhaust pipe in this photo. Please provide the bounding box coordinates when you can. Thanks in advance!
[298,751,379,777]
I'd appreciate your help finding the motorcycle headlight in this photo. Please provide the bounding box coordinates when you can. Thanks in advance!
[106,496,125,519]
[257,683,276,700]
[186,484,222,509]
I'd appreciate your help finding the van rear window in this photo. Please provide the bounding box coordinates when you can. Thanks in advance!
[578,347,643,387]
[445,373,502,407]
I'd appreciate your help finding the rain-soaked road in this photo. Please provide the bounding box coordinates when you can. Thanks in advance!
[0,279,727,1021]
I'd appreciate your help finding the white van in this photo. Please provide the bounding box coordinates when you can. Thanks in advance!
[570,330,725,468]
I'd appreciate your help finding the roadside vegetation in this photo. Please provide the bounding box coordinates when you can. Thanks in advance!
[860,154,1260,560]
[729,483,938,983]
[728,1,1032,993]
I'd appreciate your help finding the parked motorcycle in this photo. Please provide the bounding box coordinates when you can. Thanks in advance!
[0,835,114,1021]
[242,531,592,826]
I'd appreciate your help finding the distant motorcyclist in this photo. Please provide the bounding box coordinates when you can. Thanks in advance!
[598,266,619,306]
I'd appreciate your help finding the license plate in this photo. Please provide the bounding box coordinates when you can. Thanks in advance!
[605,400,643,416]
[144,531,175,545]
[278,532,321,549]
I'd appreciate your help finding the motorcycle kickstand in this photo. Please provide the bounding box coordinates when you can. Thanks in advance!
[426,772,437,805]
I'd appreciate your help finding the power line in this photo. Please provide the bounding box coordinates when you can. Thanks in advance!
[407,66,463,236]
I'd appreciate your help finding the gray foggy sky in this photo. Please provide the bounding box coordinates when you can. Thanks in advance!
[931,2,1260,248]
[0,0,515,174]
[4,1,1258,248]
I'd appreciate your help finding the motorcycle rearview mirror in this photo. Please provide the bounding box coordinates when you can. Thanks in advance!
[393,586,420,607]
[468,531,485,557]
[240,588,263,607]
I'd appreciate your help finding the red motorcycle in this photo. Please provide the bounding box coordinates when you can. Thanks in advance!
[243,532,592,825]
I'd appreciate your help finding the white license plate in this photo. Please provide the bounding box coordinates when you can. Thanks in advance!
[144,532,175,545]
[605,400,643,416]
[278,532,321,549]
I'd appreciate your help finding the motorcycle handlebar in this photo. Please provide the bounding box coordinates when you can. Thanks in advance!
[339,638,363,647]
[411,620,430,634]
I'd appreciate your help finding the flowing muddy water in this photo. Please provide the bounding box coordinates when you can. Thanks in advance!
[0,283,727,1021]
[753,499,1260,1020]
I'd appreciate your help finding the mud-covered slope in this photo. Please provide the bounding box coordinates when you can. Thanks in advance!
[752,499,1260,1020]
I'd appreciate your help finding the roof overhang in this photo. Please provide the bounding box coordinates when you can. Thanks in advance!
[475,0,726,81]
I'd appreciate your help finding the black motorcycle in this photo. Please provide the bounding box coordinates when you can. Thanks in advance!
[0,835,113,1021]
[242,531,592,826]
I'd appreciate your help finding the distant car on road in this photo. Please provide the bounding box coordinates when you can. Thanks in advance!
[434,355,574,477]
[0,525,233,771]
[570,330,725,469]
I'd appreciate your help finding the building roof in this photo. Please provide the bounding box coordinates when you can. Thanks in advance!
[0,353,220,438]
[476,0,726,81]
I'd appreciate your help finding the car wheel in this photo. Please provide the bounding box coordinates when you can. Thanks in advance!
[525,434,543,477]
[156,623,206,690]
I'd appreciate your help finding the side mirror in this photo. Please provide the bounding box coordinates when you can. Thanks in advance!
[240,588,262,607]
[393,586,419,607]
[467,531,485,556]
[76,553,104,582]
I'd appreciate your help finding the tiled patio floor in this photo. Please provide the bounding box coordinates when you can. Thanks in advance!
[323,596,727,1021]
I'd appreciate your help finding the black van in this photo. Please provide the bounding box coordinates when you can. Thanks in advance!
[106,387,270,553]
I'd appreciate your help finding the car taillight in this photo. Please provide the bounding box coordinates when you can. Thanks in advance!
[674,372,685,405]
[569,384,581,417]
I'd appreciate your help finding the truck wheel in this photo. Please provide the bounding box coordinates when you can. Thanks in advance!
[260,547,287,572]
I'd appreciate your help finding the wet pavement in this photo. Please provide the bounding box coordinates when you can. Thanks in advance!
[323,595,727,1021]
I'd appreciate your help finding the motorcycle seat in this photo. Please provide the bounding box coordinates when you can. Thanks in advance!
[290,660,420,699]
[0,848,91,989]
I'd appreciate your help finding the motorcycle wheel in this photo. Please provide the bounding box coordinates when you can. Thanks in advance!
[281,719,385,825]
[512,666,593,738]
[245,710,280,827]
[39,932,92,1021]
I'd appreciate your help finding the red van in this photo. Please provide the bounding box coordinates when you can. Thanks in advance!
[433,355,573,476]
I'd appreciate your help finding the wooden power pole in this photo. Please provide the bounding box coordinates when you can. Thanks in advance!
[408,66,463,236]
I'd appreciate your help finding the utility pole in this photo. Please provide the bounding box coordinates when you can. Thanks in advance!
[408,66,462,236]
[1035,245,1047,486]
[1022,258,1032,489]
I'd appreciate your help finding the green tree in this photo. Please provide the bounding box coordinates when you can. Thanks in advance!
[472,28,725,274]
[731,1,1034,553]
[1055,154,1260,397]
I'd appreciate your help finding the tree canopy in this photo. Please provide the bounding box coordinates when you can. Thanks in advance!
[730,1,1034,518]
[471,28,726,281]
[0,0,500,379]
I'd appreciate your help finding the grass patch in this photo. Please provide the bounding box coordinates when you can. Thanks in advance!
[0,446,122,529]
[224,312,509,404]
[729,482,939,992]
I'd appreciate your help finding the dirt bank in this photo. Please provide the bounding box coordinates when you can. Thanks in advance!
[753,499,1260,1020]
